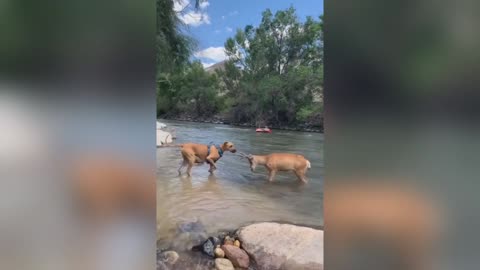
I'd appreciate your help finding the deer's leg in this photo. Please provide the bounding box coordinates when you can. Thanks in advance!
[268,169,277,182]
[294,169,308,183]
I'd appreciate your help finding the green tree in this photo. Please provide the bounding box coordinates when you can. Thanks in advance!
[220,7,323,127]
[156,0,198,115]
[173,61,221,116]
[156,3,323,129]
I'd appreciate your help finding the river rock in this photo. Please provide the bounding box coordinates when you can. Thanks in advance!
[224,235,234,245]
[221,245,250,268]
[214,247,225,258]
[202,236,221,257]
[237,222,323,270]
[156,260,168,270]
[174,219,208,251]
[215,258,235,270]
[160,250,179,265]
[234,240,241,248]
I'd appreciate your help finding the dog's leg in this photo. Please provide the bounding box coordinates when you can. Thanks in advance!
[208,163,216,174]
[206,156,217,173]
[178,160,187,175]
[186,161,193,176]
[181,150,196,177]
[268,169,277,182]
[194,156,203,164]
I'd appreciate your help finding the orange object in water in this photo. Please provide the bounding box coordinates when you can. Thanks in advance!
[256,128,272,133]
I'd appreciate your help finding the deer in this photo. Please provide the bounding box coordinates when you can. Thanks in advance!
[238,152,311,183]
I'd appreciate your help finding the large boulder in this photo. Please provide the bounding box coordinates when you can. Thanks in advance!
[237,222,323,270]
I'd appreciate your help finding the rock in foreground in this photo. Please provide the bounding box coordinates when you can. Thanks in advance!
[237,222,323,270]
[215,258,235,270]
[221,245,250,268]
[160,251,179,265]
[214,247,225,258]
[202,236,221,257]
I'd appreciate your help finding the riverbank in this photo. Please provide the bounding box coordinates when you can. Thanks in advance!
[159,115,323,133]
[157,221,323,270]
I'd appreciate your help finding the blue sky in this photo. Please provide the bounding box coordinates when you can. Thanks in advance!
[174,0,324,68]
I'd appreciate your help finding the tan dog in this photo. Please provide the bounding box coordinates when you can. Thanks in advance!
[178,142,237,176]
[239,153,311,183]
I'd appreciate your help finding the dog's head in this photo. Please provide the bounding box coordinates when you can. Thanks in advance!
[222,141,237,153]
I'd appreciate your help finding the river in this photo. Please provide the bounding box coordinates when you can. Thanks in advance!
[156,120,323,250]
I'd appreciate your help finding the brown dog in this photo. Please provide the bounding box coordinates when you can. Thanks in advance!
[178,142,237,176]
[239,153,311,183]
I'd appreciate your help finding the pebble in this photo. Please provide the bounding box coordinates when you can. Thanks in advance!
[224,236,234,245]
[234,240,240,248]
[157,261,168,270]
[215,258,235,270]
[160,250,179,265]
[214,247,225,258]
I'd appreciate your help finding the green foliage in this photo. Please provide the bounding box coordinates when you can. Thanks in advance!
[157,0,198,115]
[219,6,323,126]
[158,61,221,116]
[297,106,315,122]
[156,0,196,75]
[156,3,323,128]
[177,61,221,116]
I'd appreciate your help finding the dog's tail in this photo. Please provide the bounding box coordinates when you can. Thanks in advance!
[306,160,311,169]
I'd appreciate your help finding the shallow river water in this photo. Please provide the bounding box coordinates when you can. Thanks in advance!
[156,120,324,249]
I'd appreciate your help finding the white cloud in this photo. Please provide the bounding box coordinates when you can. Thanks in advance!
[174,0,211,27]
[229,11,239,16]
[199,1,209,9]
[202,62,215,69]
[178,11,211,27]
[221,15,226,20]
[226,27,233,32]
[214,29,221,34]
[194,47,227,62]
[173,0,189,12]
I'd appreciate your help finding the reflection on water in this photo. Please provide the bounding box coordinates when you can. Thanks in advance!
[157,120,323,248]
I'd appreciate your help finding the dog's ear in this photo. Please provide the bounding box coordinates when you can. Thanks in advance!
[223,141,228,146]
